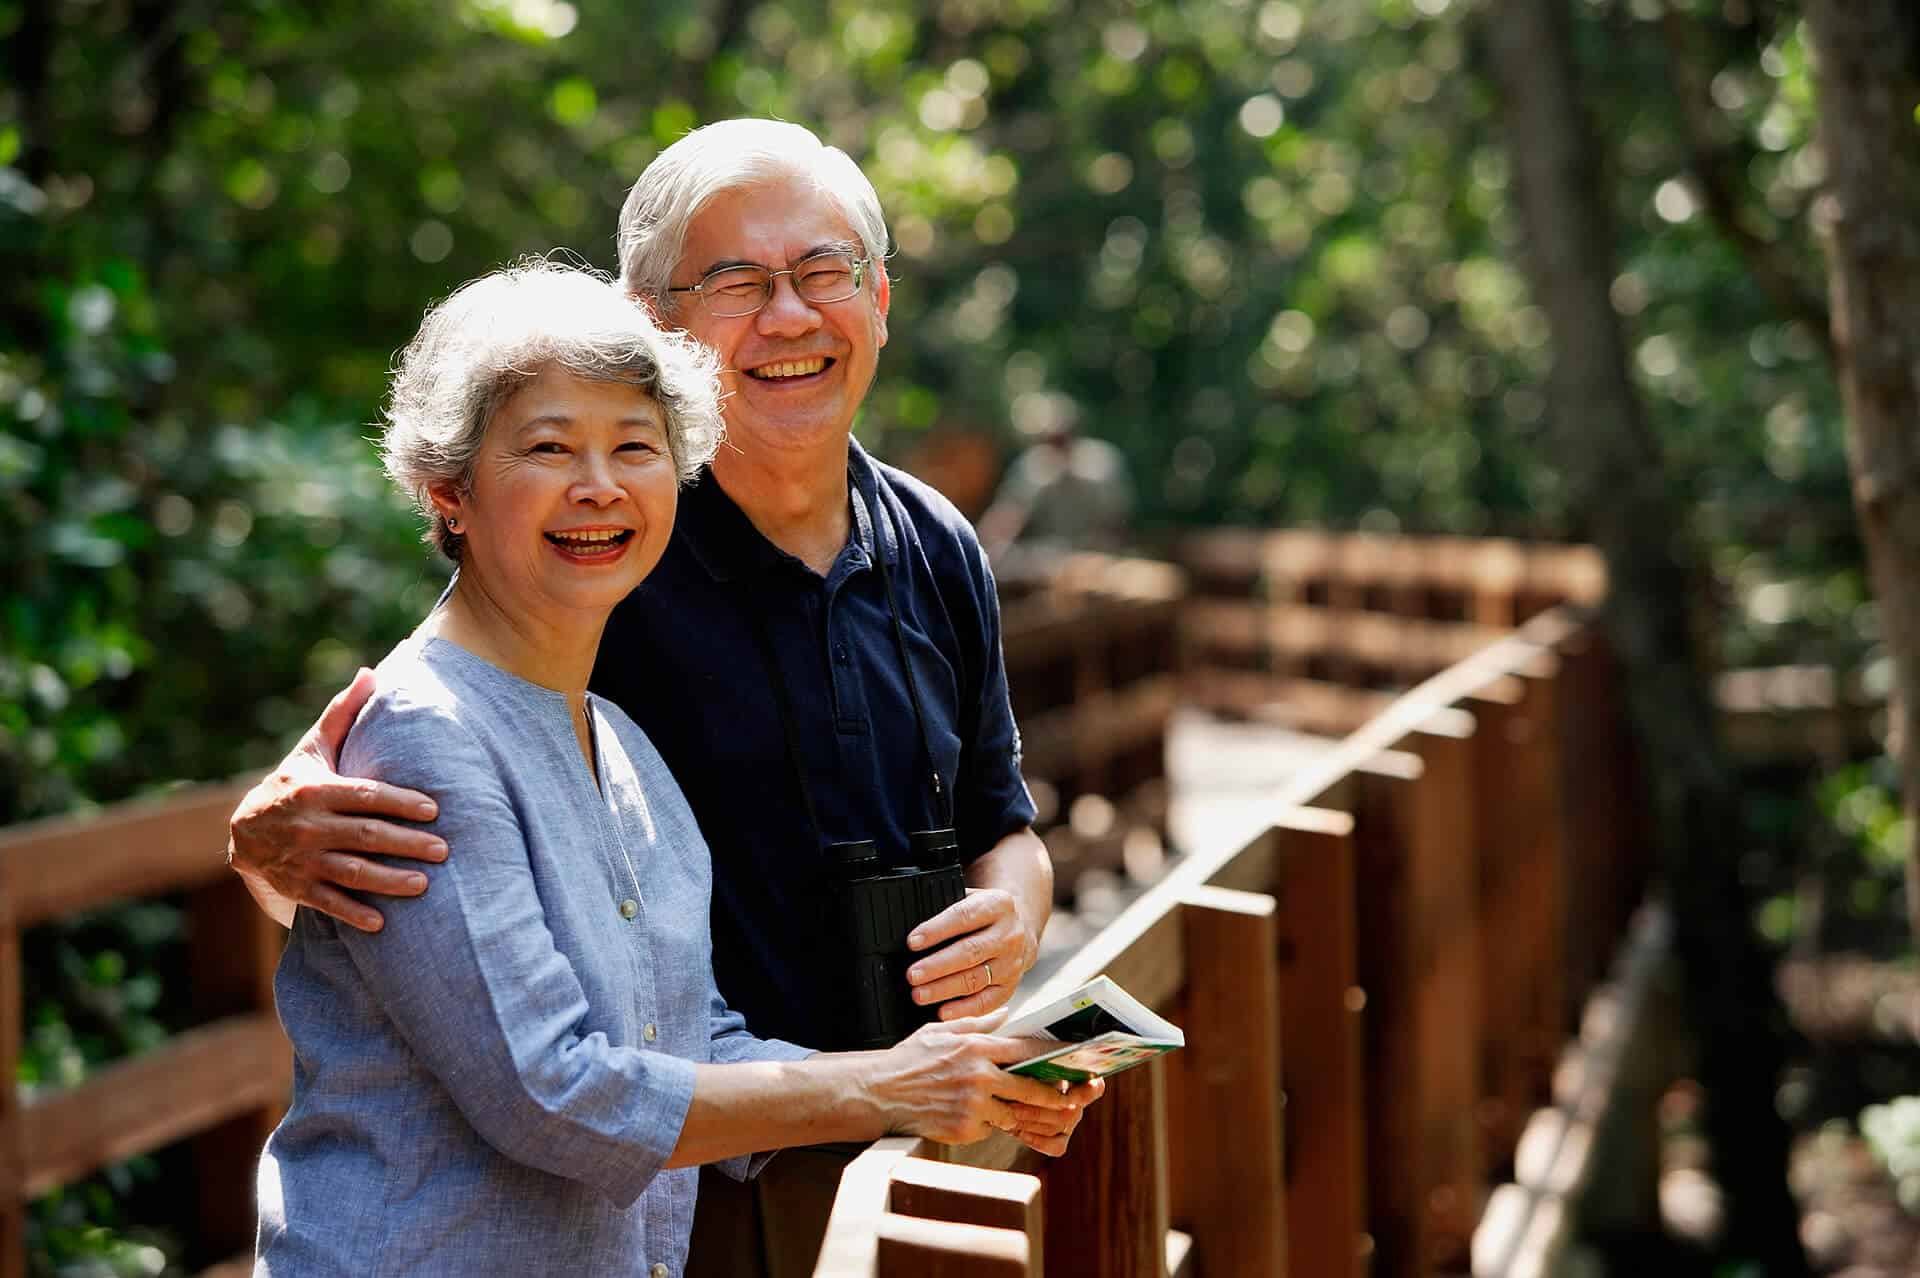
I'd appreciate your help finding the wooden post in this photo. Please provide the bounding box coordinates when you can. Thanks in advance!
[1352,718,1482,1277]
[1554,629,1639,1017]
[1272,809,1369,1278]
[0,862,22,1278]
[188,875,289,1266]
[875,1215,1033,1277]
[1167,885,1285,1278]
[1467,666,1565,1174]
[1043,1054,1170,1278]
[888,1158,1042,1258]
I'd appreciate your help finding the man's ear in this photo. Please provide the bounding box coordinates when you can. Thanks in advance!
[627,286,666,326]
[872,265,890,349]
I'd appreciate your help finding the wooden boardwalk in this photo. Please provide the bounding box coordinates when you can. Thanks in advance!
[0,533,1686,1278]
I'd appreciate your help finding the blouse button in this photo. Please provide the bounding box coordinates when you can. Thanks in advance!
[651,1265,669,1278]
[619,898,639,920]
[644,1022,658,1042]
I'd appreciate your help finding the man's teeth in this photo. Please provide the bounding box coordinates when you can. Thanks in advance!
[748,358,827,380]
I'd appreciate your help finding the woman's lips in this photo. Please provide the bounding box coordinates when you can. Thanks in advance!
[544,529,634,562]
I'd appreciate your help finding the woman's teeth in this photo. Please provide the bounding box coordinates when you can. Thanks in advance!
[546,530,632,550]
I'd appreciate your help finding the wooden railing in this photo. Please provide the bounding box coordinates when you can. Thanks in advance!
[1175,528,1607,737]
[811,605,1657,1278]
[0,781,285,1278]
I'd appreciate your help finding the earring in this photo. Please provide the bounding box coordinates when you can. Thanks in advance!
[445,516,463,534]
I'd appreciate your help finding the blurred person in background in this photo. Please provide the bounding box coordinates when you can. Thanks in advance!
[978,389,1134,569]
[254,258,1094,1277]
[227,120,1064,1276]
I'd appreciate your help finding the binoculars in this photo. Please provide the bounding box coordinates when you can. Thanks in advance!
[829,829,966,1050]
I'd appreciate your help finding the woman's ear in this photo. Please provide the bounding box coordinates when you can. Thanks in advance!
[427,483,465,531]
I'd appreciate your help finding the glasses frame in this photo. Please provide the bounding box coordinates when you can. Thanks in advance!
[666,250,871,319]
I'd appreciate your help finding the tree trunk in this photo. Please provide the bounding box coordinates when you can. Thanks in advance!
[1800,1,1920,953]
[1480,1,1810,1272]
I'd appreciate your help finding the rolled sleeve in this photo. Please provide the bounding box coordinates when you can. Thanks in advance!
[705,971,815,1179]
[336,695,694,1207]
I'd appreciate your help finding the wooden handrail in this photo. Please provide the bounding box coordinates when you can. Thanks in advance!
[815,603,1647,1277]
[0,779,280,1277]
[0,781,252,929]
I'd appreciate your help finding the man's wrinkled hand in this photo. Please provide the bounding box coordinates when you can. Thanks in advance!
[903,888,1040,1019]
[226,668,445,932]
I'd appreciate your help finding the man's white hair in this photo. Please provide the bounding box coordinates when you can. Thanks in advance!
[617,118,890,313]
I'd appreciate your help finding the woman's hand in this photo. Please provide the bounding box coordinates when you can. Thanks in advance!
[864,1011,1105,1156]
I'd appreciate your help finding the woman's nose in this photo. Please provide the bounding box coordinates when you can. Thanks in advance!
[570,453,625,504]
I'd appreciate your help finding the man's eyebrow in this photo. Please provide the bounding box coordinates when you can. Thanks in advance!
[696,241,860,275]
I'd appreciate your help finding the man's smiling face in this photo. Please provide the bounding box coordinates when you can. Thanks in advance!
[664,176,889,466]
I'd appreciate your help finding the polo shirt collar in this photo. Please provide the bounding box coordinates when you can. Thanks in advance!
[678,437,898,584]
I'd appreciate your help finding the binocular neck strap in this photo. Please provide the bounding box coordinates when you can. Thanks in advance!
[874,505,954,831]
[743,602,826,850]
[735,491,955,846]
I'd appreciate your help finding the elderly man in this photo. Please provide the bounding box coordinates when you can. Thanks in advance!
[226,119,1053,1276]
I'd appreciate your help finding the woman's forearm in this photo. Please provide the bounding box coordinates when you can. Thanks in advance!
[665,1053,886,1168]
[665,1019,1091,1168]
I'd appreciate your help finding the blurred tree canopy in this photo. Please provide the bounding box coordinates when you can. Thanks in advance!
[1,0,1858,828]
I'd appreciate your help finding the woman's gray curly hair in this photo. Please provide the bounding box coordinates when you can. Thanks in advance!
[380,258,724,562]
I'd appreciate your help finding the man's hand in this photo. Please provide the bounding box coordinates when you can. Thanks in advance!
[905,886,1040,1020]
[905,827,1052,1018]
[226,668,446,932]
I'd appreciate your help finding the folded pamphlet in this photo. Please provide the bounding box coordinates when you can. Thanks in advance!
[1000,974,1185,1083]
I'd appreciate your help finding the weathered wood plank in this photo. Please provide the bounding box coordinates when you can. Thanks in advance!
[189,876,290,1265]
[887,1158,1041,1253]
[1470,669,1566,1173]
[22,1014,290,1199]
[874,1214,1032,1277]
[1043,1056,1169,1278]
[1168,886,1285,1278]
[813,1137,923,1278]
[1271,812,1369,1278]
[0,781,253,927]
[1352,719,1483,1277]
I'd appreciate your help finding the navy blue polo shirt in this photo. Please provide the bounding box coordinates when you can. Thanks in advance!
[591,440,1036,1050]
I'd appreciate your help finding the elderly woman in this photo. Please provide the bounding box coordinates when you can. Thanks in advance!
[254,261,1095,1277]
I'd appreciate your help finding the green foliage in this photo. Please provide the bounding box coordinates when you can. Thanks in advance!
[0,0,1862,1265]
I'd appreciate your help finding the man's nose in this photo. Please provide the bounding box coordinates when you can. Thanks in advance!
[755,273,823,337]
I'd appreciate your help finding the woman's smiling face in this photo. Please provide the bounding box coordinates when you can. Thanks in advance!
[432,364,679,625]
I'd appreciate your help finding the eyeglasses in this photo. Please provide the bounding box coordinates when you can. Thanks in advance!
[666,250,870,318]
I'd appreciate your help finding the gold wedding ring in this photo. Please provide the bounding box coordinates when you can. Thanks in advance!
[984,962,994,988]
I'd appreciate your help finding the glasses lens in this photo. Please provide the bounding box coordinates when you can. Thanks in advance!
[703,266,771,317]
[793,253,861,305]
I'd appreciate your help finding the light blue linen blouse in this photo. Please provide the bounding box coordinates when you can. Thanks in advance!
[254,636,812,1277]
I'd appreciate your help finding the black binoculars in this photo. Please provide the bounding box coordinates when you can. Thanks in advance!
[828,828,966,1050]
